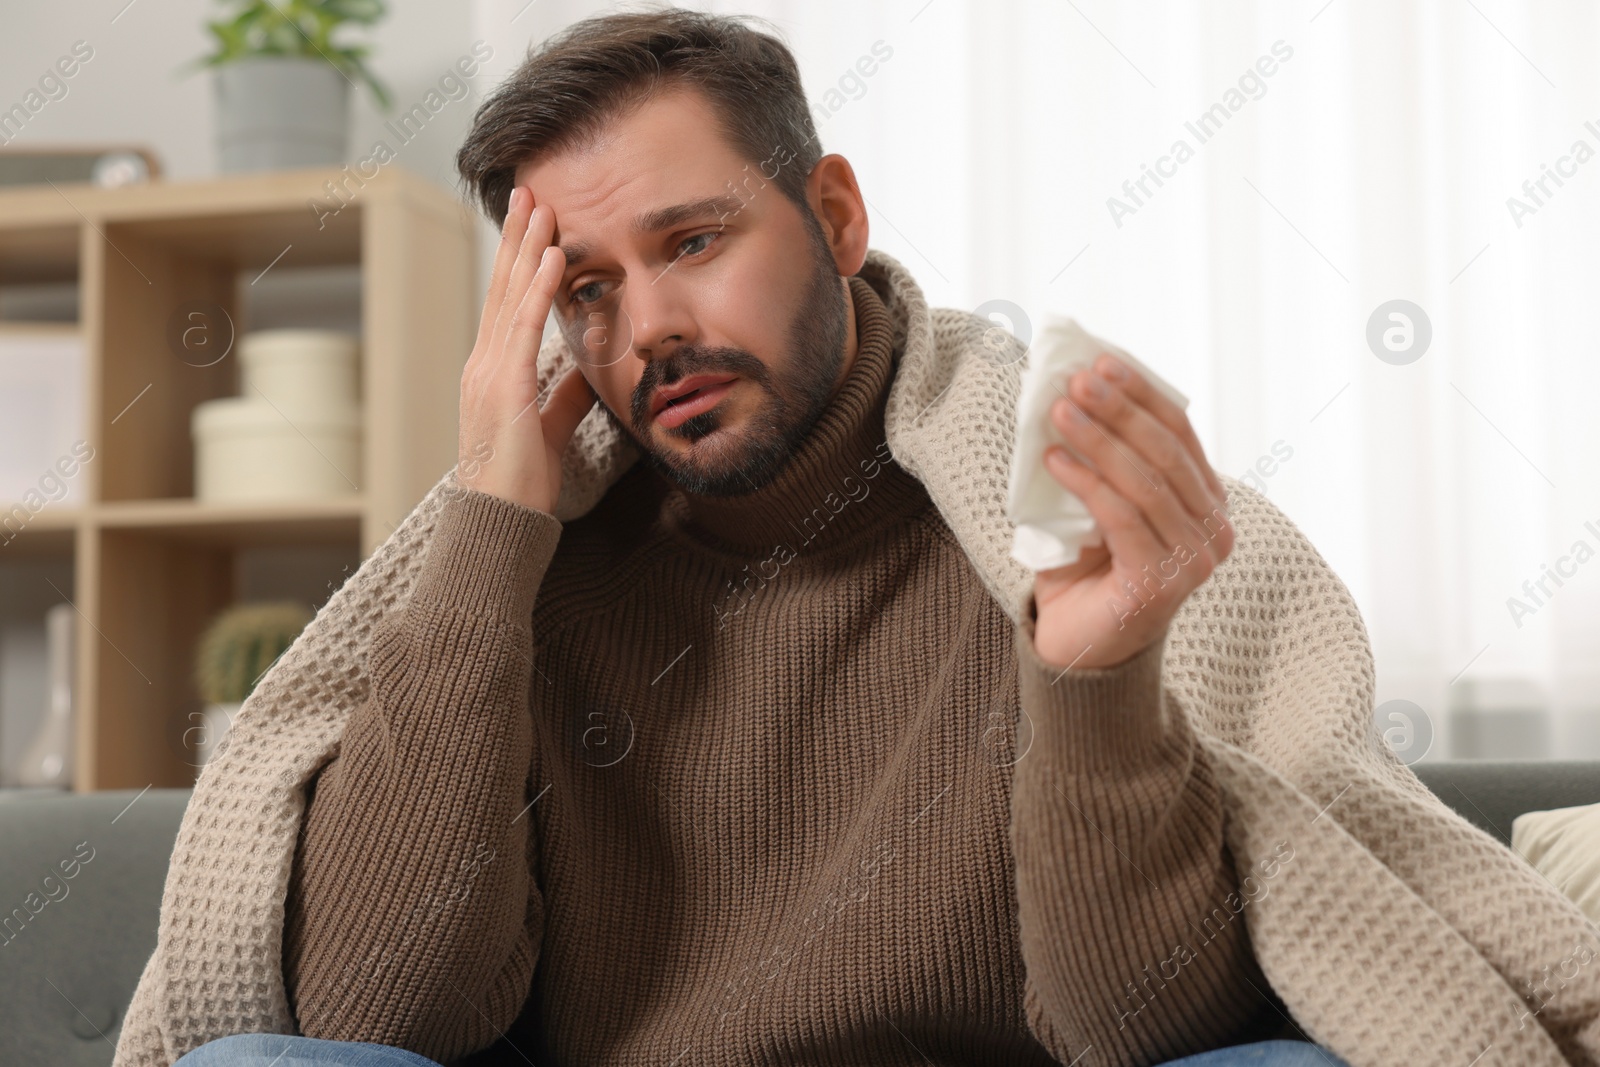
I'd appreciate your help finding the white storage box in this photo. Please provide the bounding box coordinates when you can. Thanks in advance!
[191,397,361,502]
[239,329,359,410]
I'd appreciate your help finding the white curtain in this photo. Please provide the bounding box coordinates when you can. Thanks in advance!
[473,0,1600,759]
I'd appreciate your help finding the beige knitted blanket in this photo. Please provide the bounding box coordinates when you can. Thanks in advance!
[114,248,1600,1067]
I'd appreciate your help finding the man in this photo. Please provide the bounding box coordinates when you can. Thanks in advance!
[265,8,1313,1064]
[141,9,1600,1067]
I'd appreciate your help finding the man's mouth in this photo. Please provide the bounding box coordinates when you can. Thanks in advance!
[651,375,738,429]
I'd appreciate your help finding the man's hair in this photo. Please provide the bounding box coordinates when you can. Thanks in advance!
[455,5,825,230]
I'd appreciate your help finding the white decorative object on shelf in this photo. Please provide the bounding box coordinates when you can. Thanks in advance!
[240,329,360,410]
[192,398,361,502]
[0,325,85,508]
[15,603,75,789]
[191,329,362,503]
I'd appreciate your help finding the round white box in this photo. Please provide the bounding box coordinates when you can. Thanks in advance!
[239,329,359,411]
[192,396,362,502]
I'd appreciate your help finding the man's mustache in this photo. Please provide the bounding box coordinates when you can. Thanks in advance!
[631,346,768,424]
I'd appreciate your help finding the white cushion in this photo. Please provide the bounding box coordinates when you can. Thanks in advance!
[1512,802,1600,925]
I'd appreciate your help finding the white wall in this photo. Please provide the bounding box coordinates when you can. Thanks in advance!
[1,1,477,191]
[10,0,1600,760]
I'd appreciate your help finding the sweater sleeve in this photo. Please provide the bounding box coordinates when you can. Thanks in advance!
[1009,593,1277,1067]
[282,483,562,1065]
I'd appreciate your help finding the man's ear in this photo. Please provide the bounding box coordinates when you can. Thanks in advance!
[806,153,870,276]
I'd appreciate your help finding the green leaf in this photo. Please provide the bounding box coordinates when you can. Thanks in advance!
[225,7,261,34]
[324,0,386,24]
[266,19,304,55]
[208,19,246,58]
[360,65,392,110]
[187,0,388,82]
[308,9,337,49]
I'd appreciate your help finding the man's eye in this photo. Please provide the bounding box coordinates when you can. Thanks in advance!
[679,231,720,257]
[569,233,719,307]
[570,281,606,307]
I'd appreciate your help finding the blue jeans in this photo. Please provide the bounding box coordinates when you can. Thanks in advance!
[1161,1040,1351,1065]
[173,1034,1349,1065]
[173,1034,444,1066]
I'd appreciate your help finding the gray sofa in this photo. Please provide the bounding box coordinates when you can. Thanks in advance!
[3,762,1598,1066]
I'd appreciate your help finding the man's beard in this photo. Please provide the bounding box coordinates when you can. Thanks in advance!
[599,215,850,498]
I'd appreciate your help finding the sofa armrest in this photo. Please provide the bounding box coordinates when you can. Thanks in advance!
[0,787,191,1067]
[1412,760,1600,847]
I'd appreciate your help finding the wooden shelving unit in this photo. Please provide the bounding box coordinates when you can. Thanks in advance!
[0,164,478,791]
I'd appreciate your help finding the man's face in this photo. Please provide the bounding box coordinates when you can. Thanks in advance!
[516,84,855,497]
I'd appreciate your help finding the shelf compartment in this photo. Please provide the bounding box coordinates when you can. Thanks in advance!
[93,219,240,504]
[90,528,230,789]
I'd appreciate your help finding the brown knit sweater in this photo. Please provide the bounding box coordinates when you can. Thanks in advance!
[282,277,1290,1066]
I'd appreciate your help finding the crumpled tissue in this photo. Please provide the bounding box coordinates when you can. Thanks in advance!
[1006,315,1190,571]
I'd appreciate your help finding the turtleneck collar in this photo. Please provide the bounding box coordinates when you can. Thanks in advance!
[654,274,931,557]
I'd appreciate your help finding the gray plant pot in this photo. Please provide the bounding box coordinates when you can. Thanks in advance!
[214,56,349,173]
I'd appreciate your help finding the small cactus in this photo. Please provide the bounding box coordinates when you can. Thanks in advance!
[193,600,313,705]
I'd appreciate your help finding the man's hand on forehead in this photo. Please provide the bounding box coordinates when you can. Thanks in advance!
[454,185,596,514]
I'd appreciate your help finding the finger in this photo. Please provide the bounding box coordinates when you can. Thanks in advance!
[1070,366,1224,538]
[1042,444,1169,569]
[1051,380,1222,569]
[1094,352,1226,501]
[491,200,556,362]
[476,186,533,355]
[502,244,565,383]
[490,201,558,368]
[538,365,598,457]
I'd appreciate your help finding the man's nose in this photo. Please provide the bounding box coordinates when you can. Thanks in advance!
[625,270,696,362]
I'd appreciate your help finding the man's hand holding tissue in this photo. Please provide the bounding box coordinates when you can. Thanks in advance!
[1030,352,1234,671]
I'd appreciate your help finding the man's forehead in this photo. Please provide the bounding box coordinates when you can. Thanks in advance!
[511,84,741,197]
[512,115,774,271]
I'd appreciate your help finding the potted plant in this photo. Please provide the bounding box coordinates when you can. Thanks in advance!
[183,0,393,173]
[188,600,314,768]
